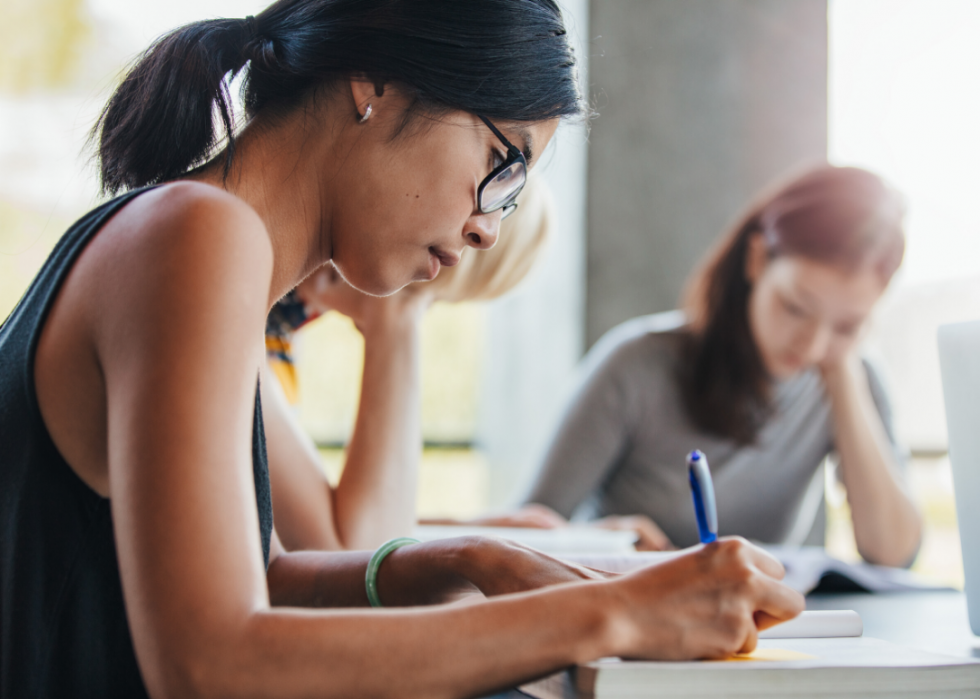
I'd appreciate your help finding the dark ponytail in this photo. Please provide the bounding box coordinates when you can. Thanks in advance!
[94,0,582,194]
[95,20,252,193]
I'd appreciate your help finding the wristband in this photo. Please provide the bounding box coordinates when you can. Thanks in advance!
[365,537,420,608]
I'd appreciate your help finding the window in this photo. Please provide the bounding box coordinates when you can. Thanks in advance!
[828,0,979,584]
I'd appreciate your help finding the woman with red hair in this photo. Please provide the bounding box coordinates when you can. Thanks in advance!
[524,165,922,567]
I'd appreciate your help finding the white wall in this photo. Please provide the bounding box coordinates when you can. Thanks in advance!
[476,0,590,509]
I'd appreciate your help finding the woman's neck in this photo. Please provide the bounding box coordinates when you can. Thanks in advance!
[187,112,340,309]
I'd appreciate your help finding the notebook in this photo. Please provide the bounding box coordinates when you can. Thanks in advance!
[413,524,638,555]
[519,637,980,699]
[564,546,948,595]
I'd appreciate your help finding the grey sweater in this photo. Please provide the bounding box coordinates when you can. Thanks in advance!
[526,311,903,549]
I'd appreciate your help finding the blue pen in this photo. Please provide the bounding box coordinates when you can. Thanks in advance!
[687,449,718,544]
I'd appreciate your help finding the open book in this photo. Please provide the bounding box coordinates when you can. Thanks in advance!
[416,526,946,595]
[413,524,638,555]
[519,637,980,699]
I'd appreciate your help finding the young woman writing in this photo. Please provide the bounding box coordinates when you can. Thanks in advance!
[520,166,922,567]
[0,2,803,696]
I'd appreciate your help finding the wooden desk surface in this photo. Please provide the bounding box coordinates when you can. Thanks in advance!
[806,591,980,659]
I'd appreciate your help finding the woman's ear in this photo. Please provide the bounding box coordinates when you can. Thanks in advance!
[744,232,770,285]
[349,78,380,120]
[348,77,396,122]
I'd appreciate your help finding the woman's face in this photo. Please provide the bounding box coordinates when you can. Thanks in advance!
[326,96,559,297]
[745,235,887,378]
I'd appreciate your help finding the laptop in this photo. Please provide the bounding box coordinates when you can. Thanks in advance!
[937,319,980,635]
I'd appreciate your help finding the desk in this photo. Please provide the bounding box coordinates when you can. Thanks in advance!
[807,591,980,659]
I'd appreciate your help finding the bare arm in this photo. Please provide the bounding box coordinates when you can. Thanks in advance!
[332,290,427,549]
[822,354,922,566]
[266,531,619,608]
[266,267,431,551]
[261,363,344,550]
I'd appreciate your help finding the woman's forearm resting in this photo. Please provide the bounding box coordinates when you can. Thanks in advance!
[824,358,922,566]
[147,539,804,699]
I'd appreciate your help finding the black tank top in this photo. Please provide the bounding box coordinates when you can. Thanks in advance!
[0,188,273,698]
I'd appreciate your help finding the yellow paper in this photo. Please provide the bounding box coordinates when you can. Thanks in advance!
[719,648,817,662]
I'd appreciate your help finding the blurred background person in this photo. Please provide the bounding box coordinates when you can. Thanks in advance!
[513,166,922,567]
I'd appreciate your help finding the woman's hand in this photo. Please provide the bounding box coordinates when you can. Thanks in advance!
[817,346,863,390]
[593,514,675,551]
[297,263,434,337]
[458,536,614,597]
[606,537,804,659]
[376,536,612,607]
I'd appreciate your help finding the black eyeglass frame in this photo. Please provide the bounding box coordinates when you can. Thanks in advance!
[477,115,528,219]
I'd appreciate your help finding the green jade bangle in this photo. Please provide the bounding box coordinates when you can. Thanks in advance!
[365,537,420,608]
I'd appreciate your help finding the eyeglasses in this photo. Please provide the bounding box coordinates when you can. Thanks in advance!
[477,115,527,220]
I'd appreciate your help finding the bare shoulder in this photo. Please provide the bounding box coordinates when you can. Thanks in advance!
[107,181,271,266]
[84,181,274,353]
[93,182,272,302]
[33,182,273,495]
[141,180,263,227]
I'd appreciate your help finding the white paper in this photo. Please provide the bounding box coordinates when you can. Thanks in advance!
[759,610,863,639]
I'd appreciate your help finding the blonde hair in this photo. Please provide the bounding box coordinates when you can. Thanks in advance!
[425,172,554,303]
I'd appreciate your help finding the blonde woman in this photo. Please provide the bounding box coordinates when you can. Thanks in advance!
[263,174,555,551]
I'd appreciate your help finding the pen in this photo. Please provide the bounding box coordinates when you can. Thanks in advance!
[687,449,718,544]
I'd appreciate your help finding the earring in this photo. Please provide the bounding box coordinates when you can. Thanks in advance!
[359,104,373,124]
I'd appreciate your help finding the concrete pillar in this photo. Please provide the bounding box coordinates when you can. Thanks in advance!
[587,0,828,345]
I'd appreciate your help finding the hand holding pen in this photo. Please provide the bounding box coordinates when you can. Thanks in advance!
[685,448,852,641]
[603,452,804,658]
